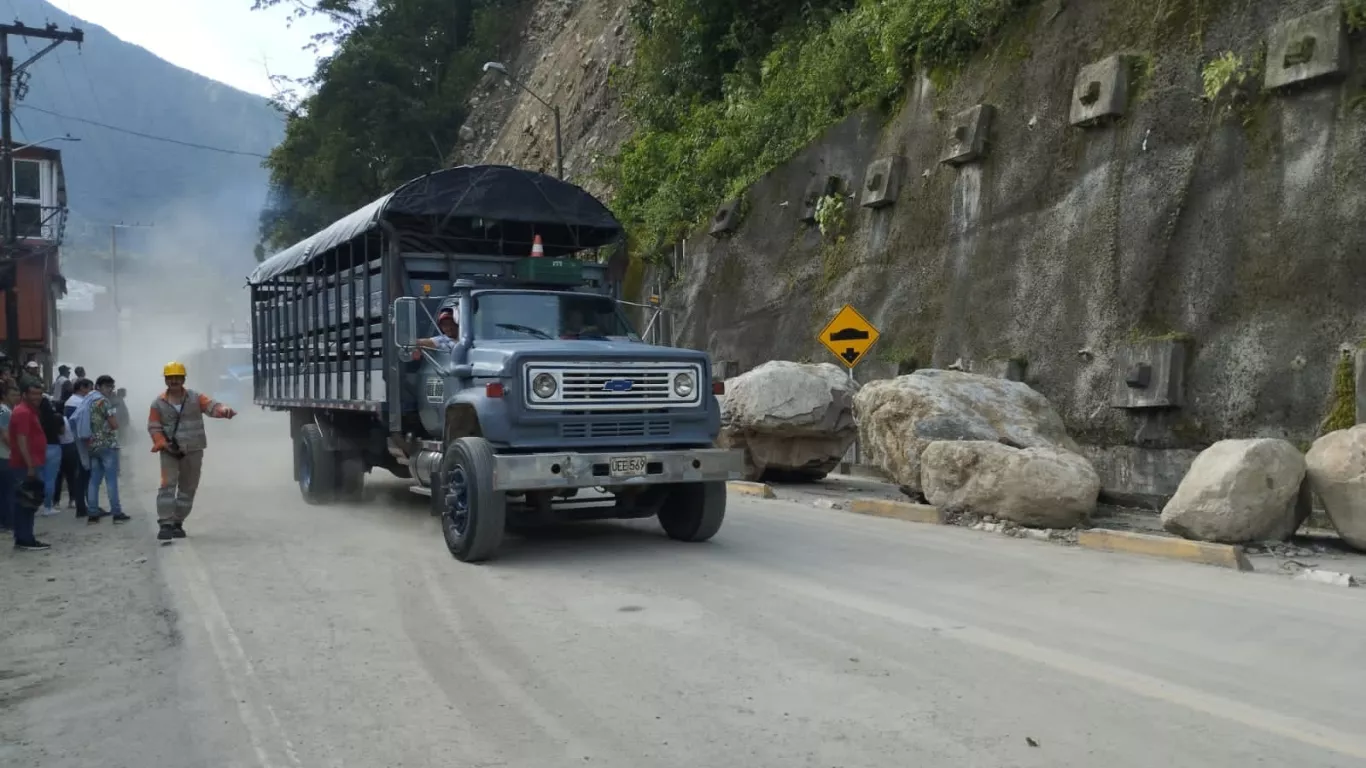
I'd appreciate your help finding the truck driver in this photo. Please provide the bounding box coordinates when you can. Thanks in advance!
[414,304,459,356]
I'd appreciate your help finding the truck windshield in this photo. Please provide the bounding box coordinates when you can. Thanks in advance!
[471,292,639,341]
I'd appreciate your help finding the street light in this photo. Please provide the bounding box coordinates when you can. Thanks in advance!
[483,61,563,179]
[12,134,78,152]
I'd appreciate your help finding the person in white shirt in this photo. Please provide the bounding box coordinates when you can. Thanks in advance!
[55,378,92,517]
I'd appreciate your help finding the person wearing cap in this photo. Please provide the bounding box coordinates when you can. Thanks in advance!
[21,360,40,390]
[49,364,71,400]
[413,304,460,356]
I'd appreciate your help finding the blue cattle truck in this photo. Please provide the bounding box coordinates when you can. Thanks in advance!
[246,165,743,562]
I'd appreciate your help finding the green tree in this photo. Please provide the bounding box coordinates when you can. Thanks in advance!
[251,0,513,253]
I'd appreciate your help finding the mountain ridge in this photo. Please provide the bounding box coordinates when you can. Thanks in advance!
[5,0,285,276]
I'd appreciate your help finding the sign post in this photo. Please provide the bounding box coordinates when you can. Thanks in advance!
[817,304,880,468]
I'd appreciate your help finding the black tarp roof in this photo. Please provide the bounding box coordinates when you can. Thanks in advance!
[247,165,624,285]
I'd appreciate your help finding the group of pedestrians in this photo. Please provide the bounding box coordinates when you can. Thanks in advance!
[0,361,127,551]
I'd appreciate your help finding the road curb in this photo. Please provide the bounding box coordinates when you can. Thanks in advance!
[849,499,945,525]
[727,481,776,499]
[1077,529,1253,571]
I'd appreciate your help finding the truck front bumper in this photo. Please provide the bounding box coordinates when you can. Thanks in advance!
[492,448,745,492]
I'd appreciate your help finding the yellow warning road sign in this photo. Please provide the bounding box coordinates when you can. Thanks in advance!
[818,304,880,369]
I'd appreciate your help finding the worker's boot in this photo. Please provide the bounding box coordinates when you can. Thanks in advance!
[157,524,175,542]
[172,523,186,539]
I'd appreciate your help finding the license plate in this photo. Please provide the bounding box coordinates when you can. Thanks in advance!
[610,456,647,477]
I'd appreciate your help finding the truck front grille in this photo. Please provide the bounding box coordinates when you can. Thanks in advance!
[524,362,703,410]
[560,420,672,440]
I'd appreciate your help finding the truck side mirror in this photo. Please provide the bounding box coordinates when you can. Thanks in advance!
[392,297,419,349]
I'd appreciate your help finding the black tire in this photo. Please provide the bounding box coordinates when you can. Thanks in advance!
[336,454,366,502]
[435,437,506,563]
[297,424,337,505]
[658,481,726,542]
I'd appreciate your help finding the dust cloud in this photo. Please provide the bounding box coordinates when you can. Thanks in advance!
[59,187,264,429]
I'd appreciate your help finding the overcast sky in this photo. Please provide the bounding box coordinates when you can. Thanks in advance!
[59,0,334,97]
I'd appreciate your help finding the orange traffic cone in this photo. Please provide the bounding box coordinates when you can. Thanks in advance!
[530,234,544,258]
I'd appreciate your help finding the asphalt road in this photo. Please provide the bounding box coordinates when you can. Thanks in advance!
[4,413,1366,768]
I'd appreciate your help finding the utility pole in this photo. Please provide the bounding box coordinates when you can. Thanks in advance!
[0,22,84,366]
[109,222,152,362]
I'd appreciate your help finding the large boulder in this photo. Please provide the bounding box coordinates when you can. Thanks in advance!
[919,441,1100,528]
[1305,426,1366,551]
[717,361,857,481]
[854,370,1078,493]
[1160,439,1310,544]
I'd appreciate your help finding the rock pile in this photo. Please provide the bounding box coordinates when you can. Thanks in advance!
[1159,439,1311,544]
[853,370,1097,527]
[920,441,1100,529]
[1305,425,1366,551]
[717,361,858,481]
[854,370,1078,495]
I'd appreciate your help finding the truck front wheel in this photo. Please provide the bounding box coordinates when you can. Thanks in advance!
[435,437,506,563]
[658,481,726,542]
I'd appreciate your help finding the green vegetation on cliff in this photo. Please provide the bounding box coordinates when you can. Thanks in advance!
[1321,351,1358,434]
[251,0,515,255]
[604,0,1027,258]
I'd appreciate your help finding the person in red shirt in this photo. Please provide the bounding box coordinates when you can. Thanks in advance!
[10,379,49,550]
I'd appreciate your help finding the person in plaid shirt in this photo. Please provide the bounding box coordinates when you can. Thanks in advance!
[86,375,128,522]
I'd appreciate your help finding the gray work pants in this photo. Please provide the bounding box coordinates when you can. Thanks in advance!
[157,450,205,526]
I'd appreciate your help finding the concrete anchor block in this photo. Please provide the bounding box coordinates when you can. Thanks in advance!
[849,499,945,525]
[940,104,994,166]
[1077,529,1253,571]
[860,156,905,209]
[1070,55,1132,127]
[1111,338,1190,410]
[800,175,841,222]
[727,481,775,499]
[709,198,742,237]
[1264,7,1350,91]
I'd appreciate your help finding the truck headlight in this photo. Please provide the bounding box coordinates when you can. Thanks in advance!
[673,372,695,397]
[532,373,557,399]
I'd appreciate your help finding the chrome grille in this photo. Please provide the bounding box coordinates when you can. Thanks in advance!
[524,362,702,410]
[561,369,671,401]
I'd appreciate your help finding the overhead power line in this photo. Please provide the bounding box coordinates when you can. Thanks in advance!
[16,104,271,158]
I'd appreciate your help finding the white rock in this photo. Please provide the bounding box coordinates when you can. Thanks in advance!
[1161,439,1310,544]
[854,370,1078,493]
[1294,569,1358,587]
[718,361,857,481]
[919,441,1099,529]
[1305,425,1366,551]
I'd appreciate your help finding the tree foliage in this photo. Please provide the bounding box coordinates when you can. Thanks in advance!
[605,0,1027,259]
[252,0,515,257]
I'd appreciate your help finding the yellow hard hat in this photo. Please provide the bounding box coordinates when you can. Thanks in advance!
[163,361,187,377]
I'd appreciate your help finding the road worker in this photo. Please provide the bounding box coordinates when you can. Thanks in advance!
[147,361,235,541]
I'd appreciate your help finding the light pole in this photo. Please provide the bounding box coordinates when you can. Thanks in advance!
[12,134,79,153]
[109,221,152,361]
[483,61,563,179]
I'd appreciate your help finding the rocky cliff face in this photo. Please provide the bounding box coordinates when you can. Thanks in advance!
[667,0,1366,455]
[450,0,633,199]
[458,0,1366,496]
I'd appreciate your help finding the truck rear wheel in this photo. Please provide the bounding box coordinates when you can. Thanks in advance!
[435,437,506,563]
[296,424,337,505]
[658,481,726,542]
[337,454,366,502]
